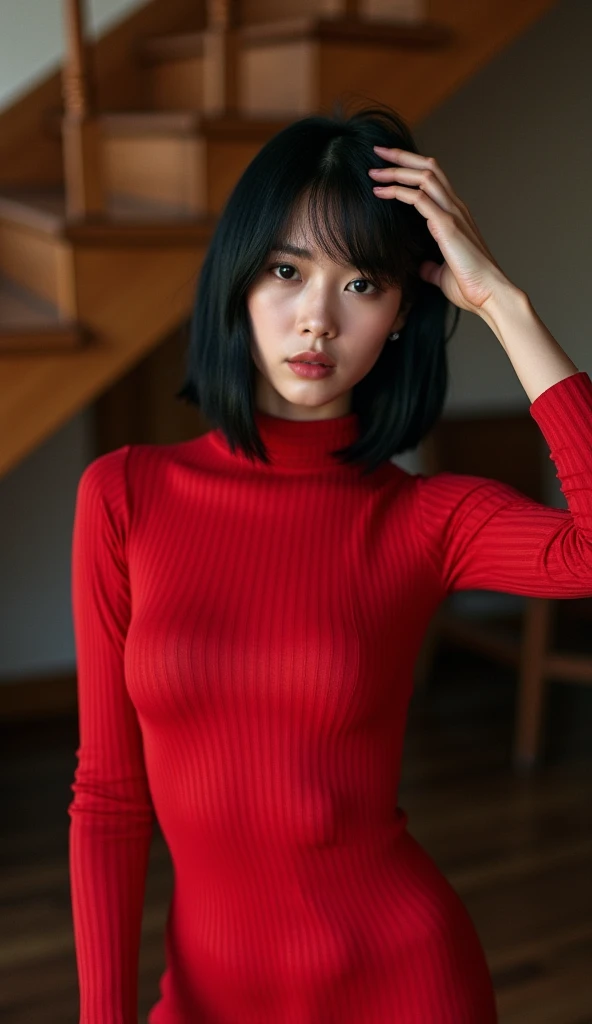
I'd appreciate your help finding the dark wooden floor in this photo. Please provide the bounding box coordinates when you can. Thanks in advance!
[2,622,591,1024]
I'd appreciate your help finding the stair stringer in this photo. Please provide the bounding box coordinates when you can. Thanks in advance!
[0,238,206,478]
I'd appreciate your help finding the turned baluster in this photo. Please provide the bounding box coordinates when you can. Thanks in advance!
[344,0,361,15]
[202,0,240,116]
[61,0,105,219]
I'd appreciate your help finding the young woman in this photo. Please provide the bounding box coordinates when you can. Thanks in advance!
[69,104,592,1023]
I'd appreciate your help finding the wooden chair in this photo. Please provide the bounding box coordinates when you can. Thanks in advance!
[414,410,592,773]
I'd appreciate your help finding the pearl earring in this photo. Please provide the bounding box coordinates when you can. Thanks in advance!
[388,331,400,340]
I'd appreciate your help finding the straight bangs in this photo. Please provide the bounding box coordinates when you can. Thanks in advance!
[292,147,423,298]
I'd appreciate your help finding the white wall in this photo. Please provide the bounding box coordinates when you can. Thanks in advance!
[0,0,145,110]
[0,0,590,681]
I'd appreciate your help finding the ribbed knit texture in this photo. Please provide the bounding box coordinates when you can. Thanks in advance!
[69,370,592,1023]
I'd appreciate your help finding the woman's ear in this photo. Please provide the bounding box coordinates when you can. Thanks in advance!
[391,300,412,335]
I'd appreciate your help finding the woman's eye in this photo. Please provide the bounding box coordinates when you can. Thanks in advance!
[272,264,299,280]
[346,279,378,294]
[270,264,377,293]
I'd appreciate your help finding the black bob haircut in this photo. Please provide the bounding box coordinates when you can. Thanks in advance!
[175,101,460,477]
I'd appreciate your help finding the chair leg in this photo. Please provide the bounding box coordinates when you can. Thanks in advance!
[513,598,555,773]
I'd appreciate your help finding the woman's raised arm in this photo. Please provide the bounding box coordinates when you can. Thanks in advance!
[416,370,592,599]
[369,146,591,599]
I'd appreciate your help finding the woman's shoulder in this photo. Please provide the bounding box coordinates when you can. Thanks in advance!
[76,434,215,512]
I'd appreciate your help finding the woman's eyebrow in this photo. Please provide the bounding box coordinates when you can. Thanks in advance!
[270,242,360,270]
[270,242,314,260]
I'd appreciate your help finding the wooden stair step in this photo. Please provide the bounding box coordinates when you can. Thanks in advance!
[99,111,293,140]
[46,110,293,142]
[99,112,292,214]
[139,16,453,63]
[138,31,205,64]
[0,276,89,353]
[0,192,64,237]
[44,113,291,216]
[138,14,455,116]
[75,192,217,240]
[238,15,454,48]
[0,188,217,245]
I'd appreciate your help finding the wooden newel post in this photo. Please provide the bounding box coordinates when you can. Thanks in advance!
[61,0,106,219]
[202,0,240,116]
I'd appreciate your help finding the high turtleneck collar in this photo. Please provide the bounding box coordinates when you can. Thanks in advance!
[208,409,362,472]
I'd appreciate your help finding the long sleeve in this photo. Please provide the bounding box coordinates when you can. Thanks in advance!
[416,370,592,598]
[68,445,155,1024]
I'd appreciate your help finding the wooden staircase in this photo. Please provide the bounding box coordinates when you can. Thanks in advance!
[0,274,88,353]
[0,0,559,478]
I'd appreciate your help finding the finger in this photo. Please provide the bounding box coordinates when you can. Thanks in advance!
[372,147,484,238]
[372,183,461,245]
[373,174,488,256]
[373,147,458,200]
[373,148,502,270]
[370,166,459,216]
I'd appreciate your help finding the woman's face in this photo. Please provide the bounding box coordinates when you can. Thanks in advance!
[246,203,408,420]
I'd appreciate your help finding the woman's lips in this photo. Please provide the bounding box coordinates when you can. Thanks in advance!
[287,362,336,379]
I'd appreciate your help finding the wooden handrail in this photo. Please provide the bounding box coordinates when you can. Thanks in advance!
[61,0,106,219]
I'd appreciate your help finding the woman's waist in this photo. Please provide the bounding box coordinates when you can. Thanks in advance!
[162,825,477,989]
[169,807,410,887]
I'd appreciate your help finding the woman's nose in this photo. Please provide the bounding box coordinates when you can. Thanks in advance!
[296,303,338,339]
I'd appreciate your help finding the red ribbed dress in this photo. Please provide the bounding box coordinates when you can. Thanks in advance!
[69,370,592,1023]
